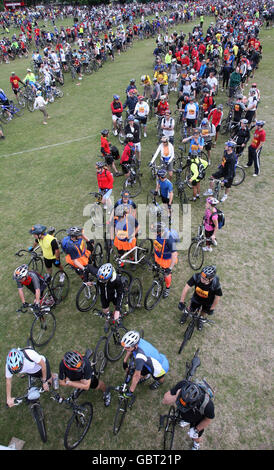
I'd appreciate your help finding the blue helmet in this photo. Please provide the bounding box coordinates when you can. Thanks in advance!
[157,168,167,178]
[6,348,24,374]
[113,94,120,100]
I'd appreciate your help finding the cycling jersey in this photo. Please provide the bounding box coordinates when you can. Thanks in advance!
[111,100,123,117]
[250,128,266,149]
[14,271,47,294]
[187,273,222,307]
[158,178,173,199]
[154,230,177,269]
[171,380,215,424]
[62,236,87,260]
[5,349,47,379]
[97,168,113,189]
[38,234,59,260]
[133,338,169,378]
[188,137,204,154]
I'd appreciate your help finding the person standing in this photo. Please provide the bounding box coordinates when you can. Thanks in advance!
[33,91,50,125]
[245,120,266,176]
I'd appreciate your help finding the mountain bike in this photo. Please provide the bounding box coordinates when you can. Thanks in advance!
[93,309,128,362]
[187,224,214,270]
[178,308,215,354]
[17,303,56,348]
[0,100,24,122]
[76,278,98,313]
[144,262,167,311]
[112,116,125,144]
[15,248,44,274]
[174,168,189,212]
[122,160,142,198]
[159,349,201,450]
[8,374,47,442]
[232,164,246,186]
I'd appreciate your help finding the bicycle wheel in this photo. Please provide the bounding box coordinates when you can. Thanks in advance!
[31,403,47,443]
[27,99,35,112]
[54,229,67,251]
[123,175,142,198]
[113,398,128,435]
[163,405,176,450]
[51,270,70,304]
[93,242,104,267]
[188,240,204,270]
[232,165,245,186]
[219,119,229,135]
[144,279,164,311]
[28,256,44,275]
[128,278,143,311]
[105,325,127,362]
[137,238,153,264]
[179,319,196,353]
[76,282,98,312]
[30,311,56,347]
[200,150,209,163]
[64,402,93,450]
[14,105,24,117]
[93,336,108,377]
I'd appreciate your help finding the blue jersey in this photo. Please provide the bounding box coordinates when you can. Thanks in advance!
[133,338,169,378]
[158,178,173,198]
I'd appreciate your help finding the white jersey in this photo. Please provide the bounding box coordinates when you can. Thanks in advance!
[5,349,46,379]
[134,101,149,117]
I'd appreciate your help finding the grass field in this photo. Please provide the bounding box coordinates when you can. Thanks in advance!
[0,15,273,451]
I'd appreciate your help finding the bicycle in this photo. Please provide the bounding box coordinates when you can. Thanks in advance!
[178,307,215,354]
[210,178,225,200]
[144,261,167,311]
[93,309,128,362]
[232,164,246,186]
[187,224,214,270]
[8,374,47,442]
[159,349,201,450]
[112,116,125,145]
[174,168,189,212]
[0,100,24,122]
[17,303,56,348]
[122,156,142,198]
[15,248,44,274]
[111,240,153,271]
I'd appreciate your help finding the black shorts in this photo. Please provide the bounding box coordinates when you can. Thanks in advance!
[140,365,166,380]
[121,162,130,174]
[12,88,18,95]
[135,115,147,125]
[161,195,170,204]
[212,170,233,188]
[89,374,99,389]
[104,154,113,165]
[44,258,60,268]
[29,358,51,381]
[101,293,118,310]
[190,298,213,315]
[204,141,212,151]
[186,118,196,128]
[245,110,255,124]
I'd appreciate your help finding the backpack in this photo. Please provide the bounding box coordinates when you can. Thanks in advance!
[210,208,225,229]
[61,235,73,254]
[195,379,215,415]
[20,347,35,363]
[196,158,206,180]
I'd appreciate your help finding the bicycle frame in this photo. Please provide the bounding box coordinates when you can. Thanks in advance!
[113,245,148,266]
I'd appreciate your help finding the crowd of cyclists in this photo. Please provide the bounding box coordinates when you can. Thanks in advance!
[4,0,271,451]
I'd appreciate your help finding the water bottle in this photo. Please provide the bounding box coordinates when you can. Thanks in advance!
[52,373,59,390]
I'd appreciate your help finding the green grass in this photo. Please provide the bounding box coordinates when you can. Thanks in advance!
[0,15,273,450]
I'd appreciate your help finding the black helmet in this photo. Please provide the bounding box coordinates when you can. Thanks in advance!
[201,265,216,280]
[126,133,134,141]
[63,351,84,371]
[101,129,109,135]
[176,380,202,412]
[96,161,105,168]
[29,224,47,235]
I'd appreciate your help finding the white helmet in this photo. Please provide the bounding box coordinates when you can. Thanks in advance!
[141,75,146,81]
[121,330,140,348]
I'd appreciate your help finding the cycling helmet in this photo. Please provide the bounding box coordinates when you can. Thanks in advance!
[63,351,84,371]
[240,118,248,124]
[236,94,243,99]
[201,118,208,126]
[36,90,42,96]
[127,114,135,121]
[157,168,167,178]
[203,87,209,93]
[225,140,236,148]
[130,78,135,84]
[189,95,195,100]
[217,104,223,110]
[176,380,202,412]
[115,205,127,217]
[6,348,24,374]
[141,75,146,81]
[121,330,140,348]
[66,226,82,237]
[201,265,217,280]
[206,197,219,205]
[121,190,130,198]
[96,161,105,168]
[256,120,265,127]
[113,94,120,100]
[101,129,109,135]
[138,95,144,100]
[161,136,169,143]
[126,133,134,141]
[250,89,256,95]
[29,224,47,235]
[13,264,28,280]
[97,263,113,282]
[160,94,166,100]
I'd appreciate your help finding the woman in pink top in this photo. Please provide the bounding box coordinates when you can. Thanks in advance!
[203,197,219,252]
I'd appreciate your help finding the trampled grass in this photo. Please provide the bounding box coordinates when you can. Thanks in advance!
[0,16,273,450]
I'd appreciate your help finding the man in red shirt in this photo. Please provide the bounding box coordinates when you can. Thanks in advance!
[208,104,223,143]
[100,129,119,176]
[245,121,266,176]
[110,95,123,136]
[120,133,135,179]
[9,72,24,100]
[157,95,169,117]
[96,161,114,211]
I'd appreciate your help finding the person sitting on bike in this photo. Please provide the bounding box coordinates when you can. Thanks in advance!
[113,190,136,217]
[6,347,52,408]
[111,94,123,136]
[120,133,136,179]
[203,141,237,202]
[133,95,149,138]
[155,168,173,217]
[96,161,113,212]
[28,224,64,277]
[152,222,178,299]
[0,88,12,120]
[233,118,250,156]
[111,205,139,262]
[150,136,175,179]
[162,378,215,450]
[178,265,222,330]
[232,94,246,126]
[202,197,219,252]
[188,150,209,202]
[13,264,48,311]
[121,330,169,392]
[61,227,94,273]
[124,114,141,164]
[200,118,216,165]
[182,128,205,155]
[58,350,111,407]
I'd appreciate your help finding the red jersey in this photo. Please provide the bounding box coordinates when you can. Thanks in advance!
[157,101,169,116]
[208,108,223,127]
[110,100,123,117]
[10,75,21,90]
[97,169,113,190]
[251,128,266,149]
[101,136,111,155]
[120,143,135,164]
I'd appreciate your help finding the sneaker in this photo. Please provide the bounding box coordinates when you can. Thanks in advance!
[252,173,258,177]
[243,164,250,168]
[211,239,218,246]
[178,420,189,428]
[103,391,111,407]
[191,441,200,450]
[203,189,213,196]
[202,246,212,252]
[197,317,204,331]
[220,194,228,202]
[113,130,118,136]
[139,374,151,384]
[163,287,170,298]
[149,380,162,390]
[180,312,188,324]
[144,132,147,138]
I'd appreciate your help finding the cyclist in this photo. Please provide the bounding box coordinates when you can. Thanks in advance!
[162,378,215,450]
[178,265,222,330]
[156,94,170,119]
[124,114,141,164]
[0,88,12,120]
[208,104,223,144]
[6,347,52,408]
[200,117,216,165]
[111,205,139,261]
[150,136,175,179]
[33,90,50,126]
[155,168,173,216]
[61,227,94,273]
[151,77,161,114]
[182,128,204,155]
[100,128,119,176]
[13,264,48,310]
[113,190,136,217]
[123,88,138,117]
[188,150,209,202]
[9,72,24,100]
[245,120,266,176]
[111,94,123,136]
[133,95,149,138]
[23,68,37,89]
[202,197,219,252]
[58,350,111,407]
[28,224,64,277]
[152,222,178,299]
[121,330,169,391]
[160,109,175,145]
[141,74,152,98]
[120,133,136,179]
[184,95,199,133]
[245,89,258,128]
[96,161,113,212]
[233,118,250,156]
[203,141,237,202]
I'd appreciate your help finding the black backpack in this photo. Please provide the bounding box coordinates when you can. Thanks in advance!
[210,208,225,230]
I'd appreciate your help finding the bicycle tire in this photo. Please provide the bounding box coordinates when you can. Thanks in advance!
[93,242,104,267]
[232,165,245,186]
[51,270,70,304]
[93,336,108,377]
[137,238,153,264]
[123,174,142,198]
[76,282,98,312]
[128,278,143,311]
[31,403,47,443]
[144,279,164,311]
[188,240,204,270]
[105,325,127,362]
[179,319,196,353]
[219,119,229,135]
[64,402,93,450]
[27,100,35,112]
[163,405,176,450]
[28,255,44,275]
[30,311,56,347]
[14,105,24,117]
[113,398,128,435]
